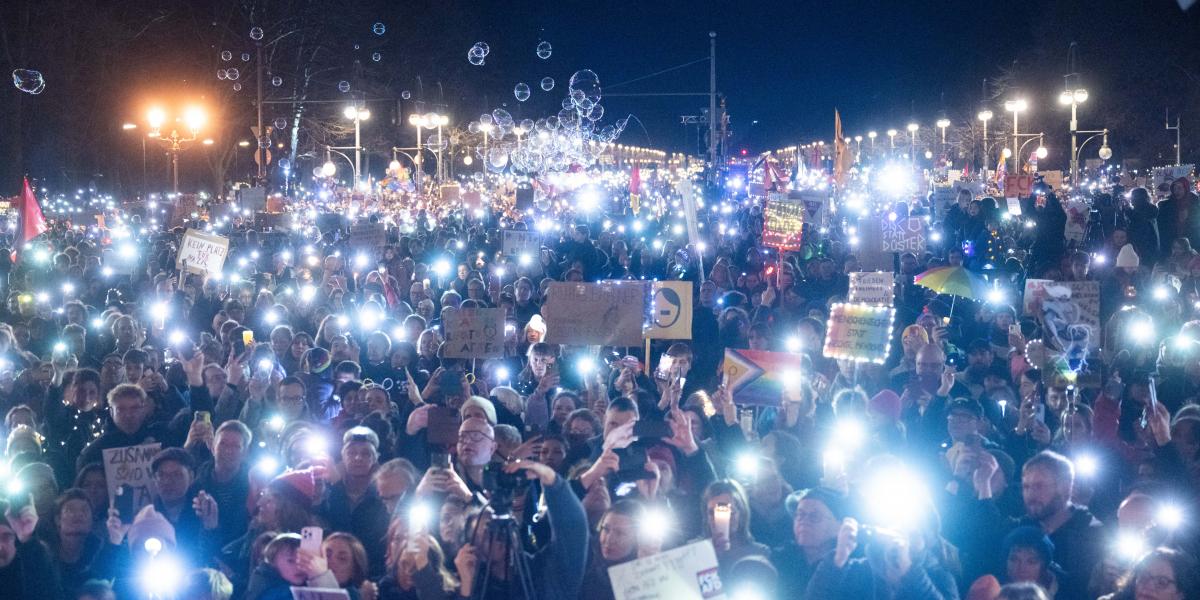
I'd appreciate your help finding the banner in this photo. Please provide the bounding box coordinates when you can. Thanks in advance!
[848,272,894,306]
[349,222,387,257]
[238,186,267,213]
[443,308,506,359]
[1004,174,1034,198]
[880,217,927,253]
[678,180,701,245]
[1025,280,1100,352]
[722,348,805,406]
[608,539,725,600]
[542,281,649,346]
[176,229,229,275]
[502,230,542,257]
[823,303,896,364]
[103,443,162,514]
[762,192,805,250]
[647,281,693,340]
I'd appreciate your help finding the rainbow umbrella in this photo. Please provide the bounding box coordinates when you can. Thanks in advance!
[913,266,992,317]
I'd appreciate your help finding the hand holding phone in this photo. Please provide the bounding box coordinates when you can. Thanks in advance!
[300,526,323,555]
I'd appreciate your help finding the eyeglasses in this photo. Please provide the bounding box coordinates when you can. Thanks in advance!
[459,430,494,443]
[1137,575,1177,592]
[279,394,305,405]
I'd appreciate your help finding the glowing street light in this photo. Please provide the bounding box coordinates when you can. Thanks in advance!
[1004,98,1028,173]
[887,128,898,149]
[977,109,994,180]
[146,105,207,193]
[343,104,370,188]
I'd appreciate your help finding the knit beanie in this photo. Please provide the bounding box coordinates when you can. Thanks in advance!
[129,505,177,549]
[868,389,902,422]
[268,468,320,509]
[1115,244,1140,268]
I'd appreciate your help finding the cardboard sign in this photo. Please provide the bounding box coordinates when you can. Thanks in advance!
[848,272,894,306]
[542,281,649,347]
[648,281,693,340]
[1024,280,1100,351]
[608,539,725,600]
[349,222,387,257]
[176,229,230,275]
[1041,170,1064,190]
[443,307,506,359]
[103,443,162,514]
[440,184,462,204]
[502,230,542,257]
[762,192,805,250]
[1063,199,1089,243]
[1004,174,1034,198]
[823,303,896,364]
[880,217,927,253]
[290,588,351,600]
[1006,197,1023,215]
[722,348,805,406]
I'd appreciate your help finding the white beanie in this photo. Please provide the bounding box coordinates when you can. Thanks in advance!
[1115,244,1140,268]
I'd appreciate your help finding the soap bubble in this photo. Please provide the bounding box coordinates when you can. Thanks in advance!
[233,83,242,92]
[479,113,494,126]
[588,104,604,121]
[217,69,228,80]
[401,90,411,100]
[476,42,490,55]
[536,41,552,59]
[569,69,601,105]
[468,50,485,66]
[488,147,509,171]
[491,109,513,127]
[467,43,487,66]
[241,53,250,62]
[520,118,534,131]
[272,76,283,87]
[425,131,448,152]
[227,68,240,80]
[273,118,287,130]
[468,122,480,134]
[249,26,264,41]
[540,77,555,91]
[372,22,386,35]
[337,80,351,93]
[220,50,232,61]
[371,52,381,62]
[513,83,530,102]
[278,158,291,170]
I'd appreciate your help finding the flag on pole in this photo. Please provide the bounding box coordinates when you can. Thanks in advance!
[994,153,1007,190]
[13,177,47,262]
[629,166,641,215]
[833,110,853,187]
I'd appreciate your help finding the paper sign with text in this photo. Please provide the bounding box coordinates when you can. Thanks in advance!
[1025,280,1100,351]
[443,307,506,359]
[823,303,896,364]
[608,539,725,600]
[647,281,693,340]
[103,443,162,513]
[722,348,805,406]
[880,217,927,253]
[762,192,805,250]
[349,222,387,257]
[290,588,351,600]
[543,281,649,347]
[176,229,229,275]
[848,272,895,306]
[502,230,542,257]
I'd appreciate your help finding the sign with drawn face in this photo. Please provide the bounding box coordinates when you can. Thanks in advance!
[648,281,692,340]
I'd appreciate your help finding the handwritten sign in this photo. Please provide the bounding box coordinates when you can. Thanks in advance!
[1063,199,1089,243]
[103,443,162,513]
[290,588,351,600]
[176,229,229,275]
[608,539,725,600]
[823,303,896,364]
[1004,174,1034,198]
[1024,280,1100,351]
[542,281,649,347]
[762,192,805,250]
[880,217,927,253]
[722,348,805,406]
[443,308,506,359]
[349,222,387,257]
[502,230,542,257]
[647,281,693,340]
[848,272,894,306]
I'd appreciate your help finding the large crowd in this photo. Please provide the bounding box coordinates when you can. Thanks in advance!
[0,170,1199,600]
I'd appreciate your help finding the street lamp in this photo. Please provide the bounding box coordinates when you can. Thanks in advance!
[479,121,494,165]
[1059,86,1089,184]
[146,105,206,194]
[936,118,951,152]
[343,105,370,189]
[887,129,898,150]
[906,122,919,163]
[1004,98,1028,173]
[867,131,877,150]
[977,109,993,181]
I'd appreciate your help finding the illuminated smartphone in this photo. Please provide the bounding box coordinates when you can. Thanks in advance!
[242,330,255,346]
[655,355,675,382]
[300,526,323,555]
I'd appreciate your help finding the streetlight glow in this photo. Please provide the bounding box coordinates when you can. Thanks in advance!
[183,106,206,132]
[977,109,993,122]
[147,107,166,129]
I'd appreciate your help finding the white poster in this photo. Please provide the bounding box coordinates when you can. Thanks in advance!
[608,539,725,600]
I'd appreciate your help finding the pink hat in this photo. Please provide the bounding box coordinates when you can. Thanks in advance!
[268,468,320,509]
[868,389,902,422]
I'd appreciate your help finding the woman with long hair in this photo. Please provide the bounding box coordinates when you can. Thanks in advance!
[1100,547,1198,600]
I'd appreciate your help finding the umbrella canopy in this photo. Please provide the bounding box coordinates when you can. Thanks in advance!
[913,266,991,300]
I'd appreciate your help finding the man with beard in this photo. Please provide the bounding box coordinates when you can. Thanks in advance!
[1156,176,1200,255]
[974,449,1103,599]
[954,339,995,401]
[899,344,969,454]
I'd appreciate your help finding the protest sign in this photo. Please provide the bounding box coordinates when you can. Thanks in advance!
[647,281,693,340]
[348,222,387,257]
[1041,170,1064,191]
[1063,200,1089,242]
[722,348,805,406]
[1026,280,1100,352]
[103,443,161,513]
[880,217,927,253]
[443,307,506,359]
[176,229,229,275]
[1004,174,1034,197]
[848,272,895,306]
[791,189,829,227]
[608,539,725,600]
[823,303,896,364]
[762,192,805,250]
[543,281,649,346]
[290,588,351,600]
[1006,197,1023,215]
[502,230,542,257]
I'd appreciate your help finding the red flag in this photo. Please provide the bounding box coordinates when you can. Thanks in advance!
[14,177,47,261]
[629,166,641,215]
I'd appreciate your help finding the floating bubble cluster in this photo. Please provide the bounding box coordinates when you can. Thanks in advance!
[12,69,45,94]
[337,80,351,93]
[478,69,628,174]
[220,50,232,61]
[514,82,531,102]
[249,27,264,41]
[372,52,381,62]
[536,41,552,59]
[540,77,555,91]
[272,76,283,87]
[372,22,386,35]
[467,42,489,66]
